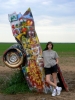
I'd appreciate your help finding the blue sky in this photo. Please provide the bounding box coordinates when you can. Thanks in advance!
[0,0,75,43]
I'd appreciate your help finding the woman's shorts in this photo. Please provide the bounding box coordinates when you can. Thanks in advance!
[44,64,58,75]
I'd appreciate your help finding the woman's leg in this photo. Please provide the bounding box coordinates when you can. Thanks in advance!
[45,74,56,88]
[45,74,57,96]
[52,72,57,86]
[52,72,62,96]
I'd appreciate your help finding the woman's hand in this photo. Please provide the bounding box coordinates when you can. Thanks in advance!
[56,58,58,64]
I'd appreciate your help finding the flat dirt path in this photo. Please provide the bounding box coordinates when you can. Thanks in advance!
[0,56,75,100]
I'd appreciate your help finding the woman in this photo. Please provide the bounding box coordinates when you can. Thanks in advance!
[42,42,62,96]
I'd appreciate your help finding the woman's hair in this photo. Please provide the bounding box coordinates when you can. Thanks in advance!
[43,41,53,51]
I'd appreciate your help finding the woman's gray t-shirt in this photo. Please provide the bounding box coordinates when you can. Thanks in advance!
[42,50,59,68]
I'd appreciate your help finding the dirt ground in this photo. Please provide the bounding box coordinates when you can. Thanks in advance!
[0,56,75,100]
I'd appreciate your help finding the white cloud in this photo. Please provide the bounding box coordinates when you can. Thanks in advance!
[0,0,75,42]
[36,19,52,26]
[0,14,9,24]
[35,15,52,26]
[25,0,39,3]
[42,1,48,5]
[0,0,20,9]
[36,25,75,43]
[42,1,52,5]
[6,0,20,5]
[0,23,16,42]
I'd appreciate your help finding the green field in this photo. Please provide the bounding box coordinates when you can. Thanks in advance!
[0,42,75,56]
[0,43,15,56]
[41,43,75,52]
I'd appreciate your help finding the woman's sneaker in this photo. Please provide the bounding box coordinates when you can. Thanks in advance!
[52,89,56,96]
[56,87,62,96]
